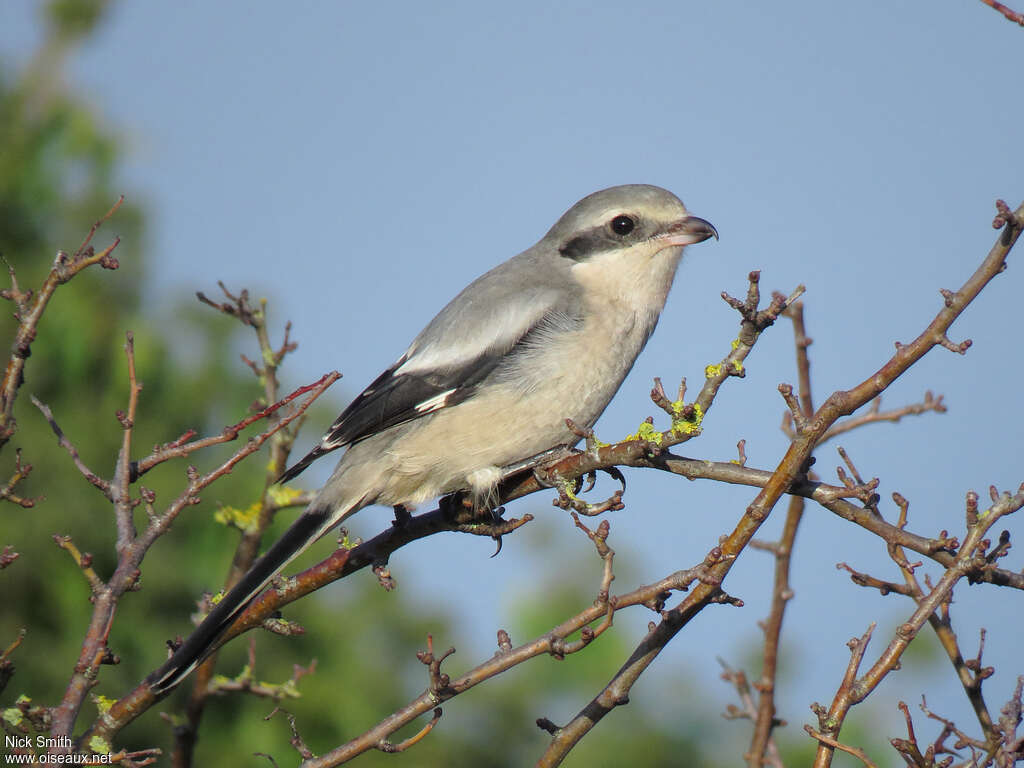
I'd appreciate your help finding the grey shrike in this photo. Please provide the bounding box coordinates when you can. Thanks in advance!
[147,183,716,694]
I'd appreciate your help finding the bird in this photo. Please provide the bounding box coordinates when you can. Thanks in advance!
[147,183,717,694]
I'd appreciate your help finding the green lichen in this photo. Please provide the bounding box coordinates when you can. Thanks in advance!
[2,707,23,726]
[88,735,111,754]
[92,695,114,714]
[214,502,261,533]
[671,402,704,437]
[213,659,302,701]
[556,475,581,500]
[271,677,301,699]
[275,575,298,594]
[625,421,665,446]
[704,363,722,379]
[268,485,306,507]
[731,359,744,374]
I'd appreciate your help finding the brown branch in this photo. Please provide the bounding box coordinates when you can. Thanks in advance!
[997,676,1024,765]
[748,493,803,765]
[94,445,977,749]
[804,725,879,768]
[839,490,1002,753]
[748,301,814,767]
[538,199,1024,767]
[134,374,339,556]
[620,272,803,453]
[131,373,332,479]
[0,628,26,695]
[919,694,989,758]
[113,333,143,556]
[53,535,105,594]
[810,486,1024,767]
[377,708,442,754]
[836,561,913,597]
[620,379,1024,589]
[203,638,316,701]
[0,546,19,570]
[59,373,337,748]
[264,709,315,762]
[979,0,1024,25]
[87,202,1024,759]
[174,286,306,768]
[898,547,998,750]
[0,449,38,507]
[719,660,786,768]
[296,544,721,767]
[639,454,1022,589]
[819,391,946,442]
[95,270,795,759]
[0,197,123,450]
[30,396,113,501]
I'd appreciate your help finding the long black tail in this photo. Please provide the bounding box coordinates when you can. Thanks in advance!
[146,502,338,695]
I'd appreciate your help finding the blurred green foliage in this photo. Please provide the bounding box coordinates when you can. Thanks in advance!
[0,4,839,766]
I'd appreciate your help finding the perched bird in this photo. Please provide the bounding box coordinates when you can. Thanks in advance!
[148,183,716,694]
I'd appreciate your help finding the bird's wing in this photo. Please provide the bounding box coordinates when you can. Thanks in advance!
[278,279,571,484]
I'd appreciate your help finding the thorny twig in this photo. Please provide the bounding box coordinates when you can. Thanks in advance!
[57,363,337,751]
[292,526,715,767]
[747,301,813,767]
[979,0,1024,26]
[542,201,1024,767]
[810,484,1024,767]
[719,660,785,768]
[0,197,123,450]
[174,286,308,767]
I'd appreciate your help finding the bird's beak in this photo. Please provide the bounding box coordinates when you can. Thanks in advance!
[656,215,718,247]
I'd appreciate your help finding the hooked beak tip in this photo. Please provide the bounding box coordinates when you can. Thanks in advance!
[659,215,718,247]
[684,215,718,243]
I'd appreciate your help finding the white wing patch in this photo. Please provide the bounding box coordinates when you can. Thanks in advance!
[414,388,456,414]
[397,287,563,377]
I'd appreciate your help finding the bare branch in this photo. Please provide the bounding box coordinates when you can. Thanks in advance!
[811,486,1024,767]
[541,200,1024,767]
[60,372,338,745]
[820,391,946,442]
[292,542,718,767]
[804,725,879,768]
[0,449,38,507]
[31,396,112,499]
[978,0,1024,25]
[0,197,123,450]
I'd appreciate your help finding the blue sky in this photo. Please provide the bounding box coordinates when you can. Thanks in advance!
[3,0,1023,757]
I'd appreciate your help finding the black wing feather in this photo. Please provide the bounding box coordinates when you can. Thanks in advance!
[279,341,518,484]
[324,353,498,448]
[278,307,581,485]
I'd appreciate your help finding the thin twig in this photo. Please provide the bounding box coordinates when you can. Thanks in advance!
[541,200,1024,767]
[62,372,338,747]
[0,197,123,449]
[978,0,1024,25]
[293,550,719,767]
[748,300,813,767]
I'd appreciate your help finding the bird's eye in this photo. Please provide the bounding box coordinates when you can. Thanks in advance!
[610,214,635,236]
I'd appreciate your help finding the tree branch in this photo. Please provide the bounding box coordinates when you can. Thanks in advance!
[537,199,1023,767]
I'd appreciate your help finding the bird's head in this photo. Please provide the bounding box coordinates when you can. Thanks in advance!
[547,184,717,305]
